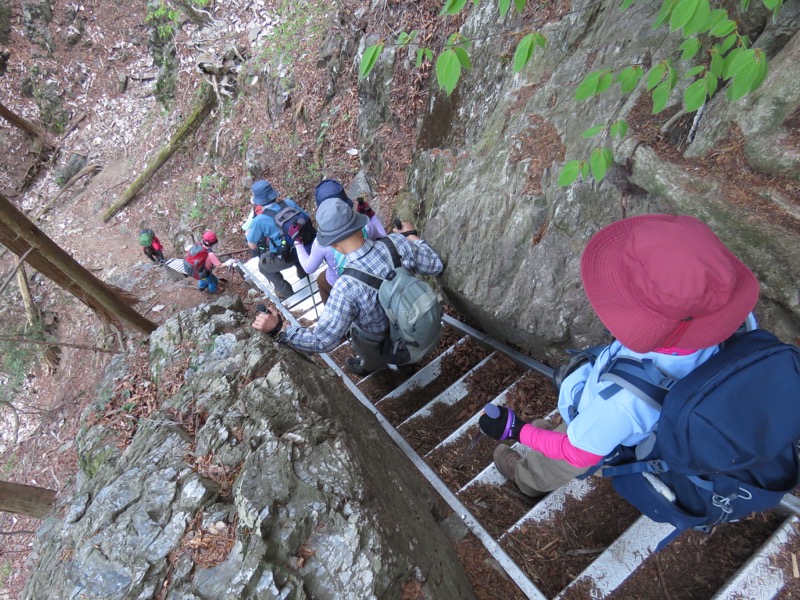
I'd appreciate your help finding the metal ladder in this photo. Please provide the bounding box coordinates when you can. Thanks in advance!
[234,257,799,600]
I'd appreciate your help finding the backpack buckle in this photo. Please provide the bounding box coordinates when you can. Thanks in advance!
[646,459,668,474]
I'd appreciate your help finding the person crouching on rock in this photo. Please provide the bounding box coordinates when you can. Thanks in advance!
[139,228,165,263]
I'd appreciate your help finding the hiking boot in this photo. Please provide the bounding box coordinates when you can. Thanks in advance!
[345,356,371,376]
[493,445,522,481]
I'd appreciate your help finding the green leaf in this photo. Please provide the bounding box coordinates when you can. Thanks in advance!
[651,80,672,113]
[705,72,718,97]
[359,44,384,79]
[727,56,758,101]
[741,0,751,9]
[575,70,602,100]
[710,18,736,36]
[424,48,434,61]
[590,148,609,181]
[415,48,425,68]
[616,65,644,93]
[514,0,526,11]
[602,147,614,168]
[436,49,462,95]
[683,0,712,36]
[610,120,628,138]
[684,65,705,78]
[653,0,679,29]
[709,51,725,77]
[720,33,738,52]
[453,46,473,70]
[596,71,614,94]
[581,161,590,179]
[620,0,635,9]
[679,38,701,61]
[499,0,511,17]
[582,124,606,138]
[751,49,768,91]
[646,63,667,90]
[533,33,547,49]
[724,48,753,79]
[707,8,727,27]
[667,60,678,88]
[683,78,707,111]
[557,160,582,186]
[670,0,700,32]
[441,0,469,15]
[762,0,779,8]
[513,34,536,73]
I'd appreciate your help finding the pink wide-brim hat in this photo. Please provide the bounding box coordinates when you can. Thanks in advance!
[580,214,759,353]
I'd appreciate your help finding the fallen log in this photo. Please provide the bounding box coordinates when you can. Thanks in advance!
[102,87,216,222]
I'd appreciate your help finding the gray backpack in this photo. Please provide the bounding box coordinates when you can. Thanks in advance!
[343,237,442,366]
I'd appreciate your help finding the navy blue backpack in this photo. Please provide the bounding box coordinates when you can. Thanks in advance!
[591,329,800,549]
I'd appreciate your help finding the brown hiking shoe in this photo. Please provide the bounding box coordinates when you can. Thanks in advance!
[493,445,522,481]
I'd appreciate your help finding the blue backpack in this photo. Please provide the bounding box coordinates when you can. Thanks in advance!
[588,329,800,549]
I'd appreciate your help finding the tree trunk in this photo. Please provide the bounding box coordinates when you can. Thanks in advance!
[17,261,39,326]
[103,87,216,222]
[0,481,56,519]
[0,101,48,140]
[0,193,157,335]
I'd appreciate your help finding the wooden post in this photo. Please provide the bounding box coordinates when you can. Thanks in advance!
[0,481,56,519]
[0,194,157,335]
[103,87,216,222]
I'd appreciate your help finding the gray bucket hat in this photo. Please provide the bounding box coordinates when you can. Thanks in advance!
[316,198,368,247]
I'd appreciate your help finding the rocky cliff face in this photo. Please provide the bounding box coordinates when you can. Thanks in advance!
[23,297,474,600]
[361,0,800,360]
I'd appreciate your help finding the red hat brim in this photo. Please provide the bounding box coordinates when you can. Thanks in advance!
[580,215,759,352]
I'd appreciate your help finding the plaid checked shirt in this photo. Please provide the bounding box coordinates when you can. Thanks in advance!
[285,234,443,353]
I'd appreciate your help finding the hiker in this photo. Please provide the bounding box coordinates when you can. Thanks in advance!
[251,198,443,374]
[294,178,387,304]
[139,228,164,263]
[184,232,232,294]
[201,229,218,251]
[245,179,309,300]
[480,214,761,499]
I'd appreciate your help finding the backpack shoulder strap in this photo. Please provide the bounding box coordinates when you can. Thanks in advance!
[598,356,672,411]
[377,237,401,269]
[342,266,383,290]
[342,267,384,290]
[263,202,281,218]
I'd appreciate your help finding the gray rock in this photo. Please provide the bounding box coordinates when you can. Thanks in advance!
[56,153,87,187]
[24,303,474,600]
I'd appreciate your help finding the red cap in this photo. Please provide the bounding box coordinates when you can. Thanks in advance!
[580,214,759,353]
[202,230,218,246]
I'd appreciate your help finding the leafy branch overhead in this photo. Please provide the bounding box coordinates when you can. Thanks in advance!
[357,0,783,187]
[358,0,546,93]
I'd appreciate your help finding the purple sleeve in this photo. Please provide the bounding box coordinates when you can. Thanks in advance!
[295,239,325,272]
[365,216,387,240]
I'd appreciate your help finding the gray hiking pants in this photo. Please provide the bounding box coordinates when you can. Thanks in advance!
[258,252,304,299]
[515,422,591,497]
[350,325,390,373]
